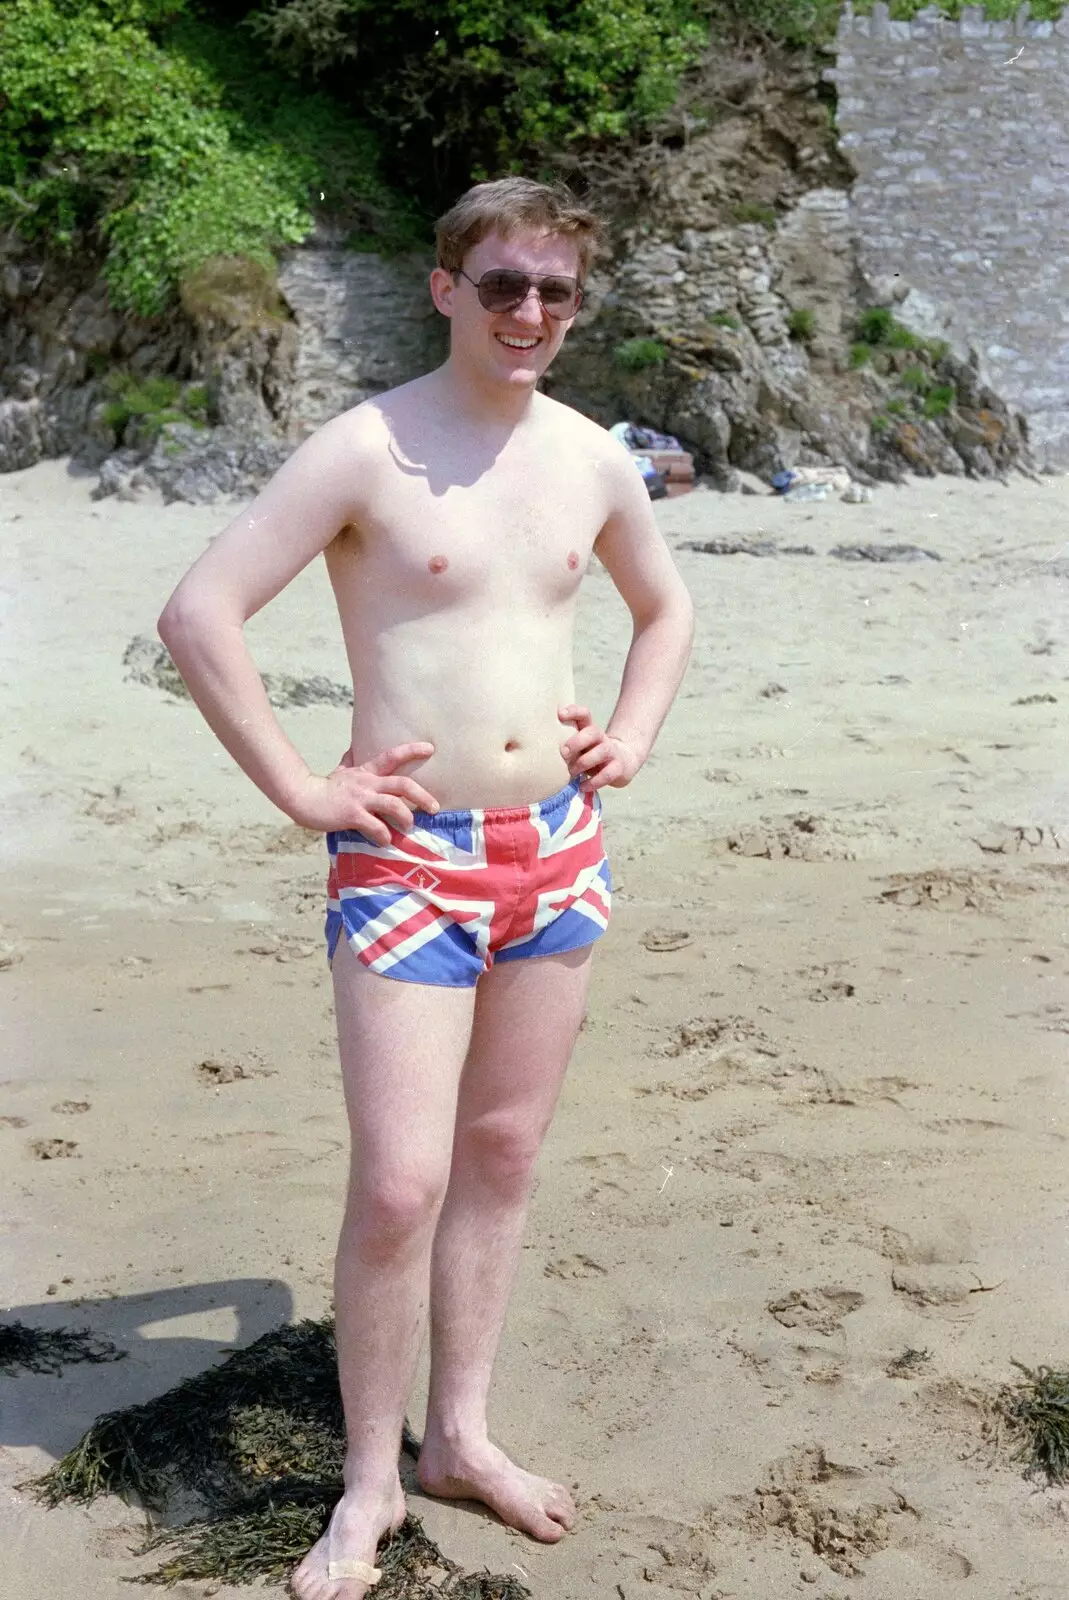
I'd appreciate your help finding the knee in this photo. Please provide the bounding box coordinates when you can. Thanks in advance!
[345,1168,448,1262]
[456,1115,543,1198]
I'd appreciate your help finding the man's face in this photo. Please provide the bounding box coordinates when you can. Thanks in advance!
[431,228,582,392]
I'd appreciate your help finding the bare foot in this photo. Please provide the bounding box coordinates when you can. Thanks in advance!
[289,1479,406,1599]
[417,1438,575,1542]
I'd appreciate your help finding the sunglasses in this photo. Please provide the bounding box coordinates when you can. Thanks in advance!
[456,268,583,320]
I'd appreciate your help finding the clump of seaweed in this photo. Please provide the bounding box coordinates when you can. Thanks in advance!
[998,1361,1069,1485]
[0,1321,126,1377]
[28,1316,531,1594]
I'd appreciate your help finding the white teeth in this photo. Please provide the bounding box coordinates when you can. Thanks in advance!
[497,335,539,348]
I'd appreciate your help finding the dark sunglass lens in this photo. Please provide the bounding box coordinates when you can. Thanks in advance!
[479,271,529,310]
[539,278,575,305]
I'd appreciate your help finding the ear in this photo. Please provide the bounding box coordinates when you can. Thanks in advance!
[429,266,457,318]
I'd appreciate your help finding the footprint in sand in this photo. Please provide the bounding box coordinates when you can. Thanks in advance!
[29,1138,79,1160]
[767,1287,865,1335]
[52,1100,91,1115]
[1,1115,28,1129]
[641,927,693,952]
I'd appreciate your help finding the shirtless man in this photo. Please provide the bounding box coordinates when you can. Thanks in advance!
[158,177,694,1598]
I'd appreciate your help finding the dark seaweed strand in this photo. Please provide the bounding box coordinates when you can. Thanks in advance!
[0,1321,126,1377]
[33,1317,344,1510]
[30,1316,532,1595]
[999,1361,1069,1485]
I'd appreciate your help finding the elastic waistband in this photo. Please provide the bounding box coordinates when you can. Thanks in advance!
[410,775,584,831]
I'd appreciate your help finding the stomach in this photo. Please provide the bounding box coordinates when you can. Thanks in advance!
[340,610,579,810]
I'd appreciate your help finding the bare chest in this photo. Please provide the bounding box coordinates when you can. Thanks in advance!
[332,453,604,613]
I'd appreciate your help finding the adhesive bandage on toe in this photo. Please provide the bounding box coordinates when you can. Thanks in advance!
[327,1558,382,1584]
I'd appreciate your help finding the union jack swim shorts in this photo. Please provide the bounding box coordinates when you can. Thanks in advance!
[325,777,611,987]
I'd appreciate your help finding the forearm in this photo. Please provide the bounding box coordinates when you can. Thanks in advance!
[606,601,694,766]
[158,602,311,816]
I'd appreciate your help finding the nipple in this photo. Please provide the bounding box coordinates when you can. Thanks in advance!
[567,550,580,570]
[428,553,449,574]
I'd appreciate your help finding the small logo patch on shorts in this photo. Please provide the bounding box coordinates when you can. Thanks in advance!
[402,864,442,892]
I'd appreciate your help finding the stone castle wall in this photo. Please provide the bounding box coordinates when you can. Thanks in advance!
[832,1,1069,465]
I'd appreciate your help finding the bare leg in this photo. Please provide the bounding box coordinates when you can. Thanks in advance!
[291,939,477,1600]
[417,946,593,1542]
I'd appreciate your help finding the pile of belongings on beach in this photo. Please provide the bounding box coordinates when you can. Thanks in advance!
[609,423,696,501]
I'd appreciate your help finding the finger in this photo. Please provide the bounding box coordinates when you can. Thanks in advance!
[377,776,441,813]
[573,741,613,774]
[363,741,435,776]
[581,760,621,792]
[561,725,604,761]
[558,704,592,729]
[367,794,416,833]
[348,809,393,847]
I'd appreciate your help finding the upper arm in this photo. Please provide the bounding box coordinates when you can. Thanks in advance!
[159,411,367,625]
[592,443,694,625]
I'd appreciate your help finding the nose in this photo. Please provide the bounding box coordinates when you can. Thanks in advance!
[511,288,544,325]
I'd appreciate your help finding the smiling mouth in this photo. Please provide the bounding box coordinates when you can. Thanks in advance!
[495,334,541,350]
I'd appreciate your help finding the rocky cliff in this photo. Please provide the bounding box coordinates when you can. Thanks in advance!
[0,45,1033,499]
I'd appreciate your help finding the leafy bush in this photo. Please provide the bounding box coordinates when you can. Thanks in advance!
[0,0,417,315]
[708,311,741,330]
[787,307,815,342]
[900,365,929,392]
[849,342,872,368]
[885,398,908,416]
[614,337,669,371]
[870,413,891,434]
[247,0,708,199]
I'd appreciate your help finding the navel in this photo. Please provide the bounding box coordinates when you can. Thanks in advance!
[428,553,449,574]
[567,550,580,571]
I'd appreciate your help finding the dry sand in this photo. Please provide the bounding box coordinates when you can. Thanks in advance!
[2,457,1068,1599]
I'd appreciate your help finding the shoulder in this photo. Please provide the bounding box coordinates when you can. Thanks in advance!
[534,395,639,479]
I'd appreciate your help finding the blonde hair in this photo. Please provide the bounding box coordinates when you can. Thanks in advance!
[435,177,604,282]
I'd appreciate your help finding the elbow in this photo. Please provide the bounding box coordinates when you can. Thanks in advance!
[157,587,237,647]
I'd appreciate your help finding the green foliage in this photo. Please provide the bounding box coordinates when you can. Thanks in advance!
[99,370,210,440]
[885,398,908,415]
[856,306,923,350]
[247,0,708,198]
[733,201,778,228]
[900,364,929,392]
[614,336,669,371]
[704,0,842,47]
[923,382,957,418]
[0,0,417,315]
[870,413,891,434]
[849,342,872,368]
[853,0,1063,20]
[709,310,741,329]
[857,306,894,345]
[787,306,815,341]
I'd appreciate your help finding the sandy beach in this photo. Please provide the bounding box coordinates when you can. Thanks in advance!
[2,458,1068,1599]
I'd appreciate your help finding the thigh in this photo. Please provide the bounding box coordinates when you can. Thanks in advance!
[455,946,595,1143]
[332,936,478,1185]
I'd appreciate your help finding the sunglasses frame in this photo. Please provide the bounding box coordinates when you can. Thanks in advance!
[455,267,584,321]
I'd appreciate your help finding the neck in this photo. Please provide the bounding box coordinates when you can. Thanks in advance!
[434,354,538,429]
